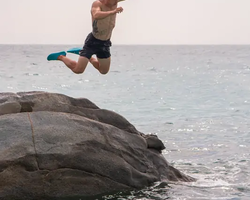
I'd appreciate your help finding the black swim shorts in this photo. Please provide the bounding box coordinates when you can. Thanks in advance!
[79,33,112,59]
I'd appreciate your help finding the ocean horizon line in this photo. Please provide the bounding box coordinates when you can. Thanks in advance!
[1,43,250,46]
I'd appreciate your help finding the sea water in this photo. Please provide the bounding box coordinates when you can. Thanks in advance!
[0,45,250,200]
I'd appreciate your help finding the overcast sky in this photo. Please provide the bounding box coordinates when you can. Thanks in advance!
[1,0,250,44]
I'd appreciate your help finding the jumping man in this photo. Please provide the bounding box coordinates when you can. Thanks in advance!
[47,0,124,74]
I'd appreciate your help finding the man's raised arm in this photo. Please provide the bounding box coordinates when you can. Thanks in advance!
[91,1,122,20]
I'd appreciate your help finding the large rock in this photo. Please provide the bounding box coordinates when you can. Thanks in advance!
[0,91,195,200]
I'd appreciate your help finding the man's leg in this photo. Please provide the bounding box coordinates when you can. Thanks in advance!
[89,57,111,74]
[58,55,89,74]
[89,57,100,71]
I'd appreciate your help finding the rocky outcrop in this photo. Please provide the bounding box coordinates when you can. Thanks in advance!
[0,91,195,200]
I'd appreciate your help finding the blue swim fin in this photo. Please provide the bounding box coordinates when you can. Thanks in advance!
[67,47,82,55]
[47,51,66,61]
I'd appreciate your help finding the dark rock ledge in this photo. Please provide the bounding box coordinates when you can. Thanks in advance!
[0,91,195,200]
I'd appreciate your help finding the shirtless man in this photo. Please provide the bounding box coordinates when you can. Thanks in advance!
[47,0,124,74]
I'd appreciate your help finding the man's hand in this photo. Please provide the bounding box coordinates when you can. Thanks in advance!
[112,7,123,14]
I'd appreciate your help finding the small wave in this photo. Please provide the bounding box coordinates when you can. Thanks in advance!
[24,73,40,76]
[102,182,171,200]
[110,70,121,73]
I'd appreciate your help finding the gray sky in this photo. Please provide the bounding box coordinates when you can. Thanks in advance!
[1,0,250,44]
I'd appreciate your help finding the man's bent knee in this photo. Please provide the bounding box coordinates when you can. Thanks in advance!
[99,67,110,74]
[73,56,88,74]
[99,70,109,74]
[98,64,110,75]
[73,68,85,74]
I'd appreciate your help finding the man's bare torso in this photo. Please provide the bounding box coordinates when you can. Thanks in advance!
[91,1,117,41]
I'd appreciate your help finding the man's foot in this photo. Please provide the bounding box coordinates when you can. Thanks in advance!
[47,51,66,61]
[89,57,100,70]
[67,47,82,55]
